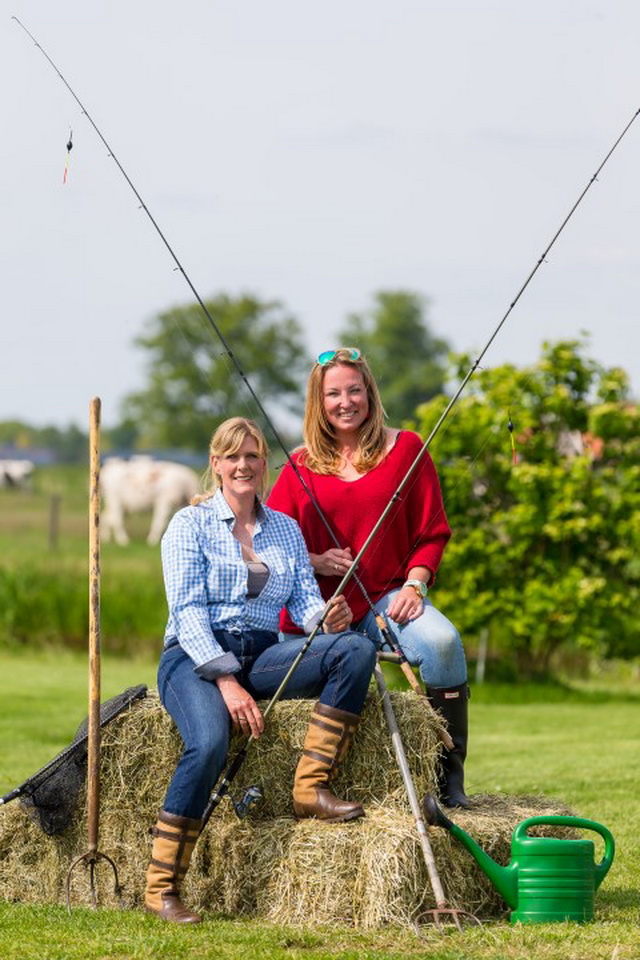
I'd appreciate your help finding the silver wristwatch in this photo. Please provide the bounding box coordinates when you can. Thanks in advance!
[403,578,427,599]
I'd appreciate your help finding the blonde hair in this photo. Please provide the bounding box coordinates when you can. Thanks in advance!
[302,349,386,475]
[192,417,269,504]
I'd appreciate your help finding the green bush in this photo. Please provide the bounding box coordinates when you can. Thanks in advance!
[416,339,640,676]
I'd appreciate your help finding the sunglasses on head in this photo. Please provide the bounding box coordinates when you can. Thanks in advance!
[316,347,361,365]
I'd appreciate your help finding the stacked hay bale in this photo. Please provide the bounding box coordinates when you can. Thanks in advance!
[0,689,572,926]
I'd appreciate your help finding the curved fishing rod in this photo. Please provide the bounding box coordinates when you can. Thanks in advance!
[12,13,448,798]
[12,14,434,701]
[203,107,640,822]
[15,17,640,819]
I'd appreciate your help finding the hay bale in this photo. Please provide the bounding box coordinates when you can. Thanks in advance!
[0,689,574,926]
[46,689,443,824]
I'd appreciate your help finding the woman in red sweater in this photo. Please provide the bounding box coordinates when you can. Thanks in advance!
[267,347,469,808]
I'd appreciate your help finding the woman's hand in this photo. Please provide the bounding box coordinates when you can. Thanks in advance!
[310,547,353,577]
[323,594,353,633]
[386,587,424,625]
[215,675,265,738]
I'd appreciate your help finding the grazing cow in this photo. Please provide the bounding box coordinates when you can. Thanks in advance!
[101,456,201,546]
[0,459,35,490]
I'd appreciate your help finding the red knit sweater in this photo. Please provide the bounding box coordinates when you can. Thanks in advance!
[267,430,451,634]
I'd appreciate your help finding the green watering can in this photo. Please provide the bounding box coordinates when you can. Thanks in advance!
[423,796,615,924]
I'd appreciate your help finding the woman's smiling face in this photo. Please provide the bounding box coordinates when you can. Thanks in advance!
[212,433,265,498]
[322,363,370,438]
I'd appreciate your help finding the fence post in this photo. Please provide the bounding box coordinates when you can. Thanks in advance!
[475,628,489,685]
[48,494,61,551]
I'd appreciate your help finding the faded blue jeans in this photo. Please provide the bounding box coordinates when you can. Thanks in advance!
[157,628,376,819]
[356,588,467,688]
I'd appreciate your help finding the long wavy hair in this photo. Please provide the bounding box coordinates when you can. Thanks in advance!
[302,349,387,475]
[192,417,269,504]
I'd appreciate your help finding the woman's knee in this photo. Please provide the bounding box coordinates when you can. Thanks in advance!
[408,611,463,655]
[432,623,464,658]
[400,613,466,685]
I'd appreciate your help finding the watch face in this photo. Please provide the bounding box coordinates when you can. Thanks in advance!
[406,579,427,598]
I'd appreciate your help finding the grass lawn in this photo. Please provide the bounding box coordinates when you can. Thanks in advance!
[0,650,638,959]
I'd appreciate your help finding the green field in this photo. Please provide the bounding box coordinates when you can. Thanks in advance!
[0,471,167,655]
[0,651,638,960]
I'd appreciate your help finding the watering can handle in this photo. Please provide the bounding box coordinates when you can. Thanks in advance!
[514,816,615,890]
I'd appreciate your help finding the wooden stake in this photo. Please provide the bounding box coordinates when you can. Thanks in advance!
[66,397,121,909]
[87,396,101,854]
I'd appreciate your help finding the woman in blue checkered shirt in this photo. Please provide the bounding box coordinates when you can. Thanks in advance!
[145,417,376,924]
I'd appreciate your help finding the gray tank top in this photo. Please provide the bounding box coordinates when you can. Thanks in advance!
[246,560,270,598]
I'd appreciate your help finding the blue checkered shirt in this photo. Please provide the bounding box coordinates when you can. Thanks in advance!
[161,490,325,677]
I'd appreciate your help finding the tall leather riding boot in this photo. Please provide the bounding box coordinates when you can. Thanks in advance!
[292,701,365,822]
[426,682,470,809]
[145,809,202,923]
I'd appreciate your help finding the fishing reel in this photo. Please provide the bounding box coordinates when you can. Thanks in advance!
[231,784,263,820]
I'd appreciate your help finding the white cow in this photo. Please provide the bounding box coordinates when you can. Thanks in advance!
[0,459,35,490]
[101,456,201,546]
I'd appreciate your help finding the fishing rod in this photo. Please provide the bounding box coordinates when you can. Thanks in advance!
[15,17,639,820]
[202,105,640,823]
[11,14,442,712]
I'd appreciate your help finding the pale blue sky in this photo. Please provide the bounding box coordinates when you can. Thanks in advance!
[3,1,639,428]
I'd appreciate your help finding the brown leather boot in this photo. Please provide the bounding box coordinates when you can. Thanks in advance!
[145,810,202,923]
[292,701,365,822]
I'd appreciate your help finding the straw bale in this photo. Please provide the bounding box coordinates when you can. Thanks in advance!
[0,689,574,926]
[52,689,443,824]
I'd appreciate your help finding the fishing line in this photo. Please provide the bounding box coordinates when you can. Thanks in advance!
[12,17,306,451]
[12,16,412,667]
[15,16,639,668]
[340,99,640,600]
[13,17,269,433]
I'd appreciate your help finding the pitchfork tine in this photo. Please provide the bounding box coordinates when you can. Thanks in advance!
[418,907,481,931]
[66,850,123,912]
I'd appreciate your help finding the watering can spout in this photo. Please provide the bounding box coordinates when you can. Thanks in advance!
[423,795,519,909]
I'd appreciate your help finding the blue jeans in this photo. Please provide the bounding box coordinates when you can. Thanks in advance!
[157,629,376,819]
[356,589,467,688]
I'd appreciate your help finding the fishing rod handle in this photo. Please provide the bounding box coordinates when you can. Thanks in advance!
[375,616,455,750]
